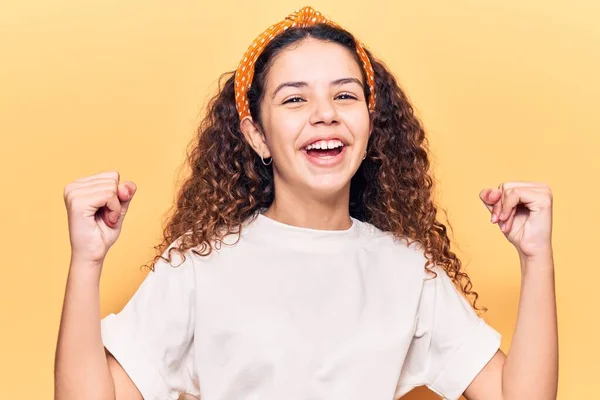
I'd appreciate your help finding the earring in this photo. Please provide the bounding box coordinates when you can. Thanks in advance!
[261,151,272,166]
[362,150,367,160]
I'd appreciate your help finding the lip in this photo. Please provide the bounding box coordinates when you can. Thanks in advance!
[301,145,348,167]
[300,135,348,150]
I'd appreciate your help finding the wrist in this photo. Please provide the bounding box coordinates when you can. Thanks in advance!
[519,249,554,275]
[70,253,105,267]
[519,249,553,263]
[69,256,104,280]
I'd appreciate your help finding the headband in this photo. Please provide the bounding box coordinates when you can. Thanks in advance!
[234,6,376,121]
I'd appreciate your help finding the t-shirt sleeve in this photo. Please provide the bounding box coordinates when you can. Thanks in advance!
[101,240,199,400]
[397,264,501,400]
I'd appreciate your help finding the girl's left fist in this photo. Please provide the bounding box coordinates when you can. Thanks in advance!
[480,182,553,260]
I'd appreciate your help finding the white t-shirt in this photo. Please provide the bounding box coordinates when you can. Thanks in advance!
[101,211,501,400]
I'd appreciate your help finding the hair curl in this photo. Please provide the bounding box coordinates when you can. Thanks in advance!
[144,24,486,313]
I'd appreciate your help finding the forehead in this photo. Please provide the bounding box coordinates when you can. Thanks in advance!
[265,39,363,88]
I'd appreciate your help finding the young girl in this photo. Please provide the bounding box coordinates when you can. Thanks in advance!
[55,6,558,400]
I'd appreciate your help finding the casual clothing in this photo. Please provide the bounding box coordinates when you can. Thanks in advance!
[101,211,501,400]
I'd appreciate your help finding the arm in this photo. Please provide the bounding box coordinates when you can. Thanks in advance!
[465,252,558,400]
[466,184,558,399]
[54,258,142,400]
[55,171,141,399]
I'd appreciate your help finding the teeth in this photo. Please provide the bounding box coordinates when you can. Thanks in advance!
[305,139,344,150]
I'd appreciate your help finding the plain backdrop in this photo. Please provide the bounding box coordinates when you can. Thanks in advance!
[1,0,598,398]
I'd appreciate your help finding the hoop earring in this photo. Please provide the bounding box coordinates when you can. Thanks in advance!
[261,151,272,166]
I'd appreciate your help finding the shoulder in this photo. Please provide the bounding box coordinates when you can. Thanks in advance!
[354,219,430,274]
[148,234,205,276]
[355,219,425,253]
[161,222,249,263]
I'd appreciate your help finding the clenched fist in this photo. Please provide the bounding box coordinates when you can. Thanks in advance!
[63,171,136,265]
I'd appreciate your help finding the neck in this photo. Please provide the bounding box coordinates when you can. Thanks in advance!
[263,183,352,231]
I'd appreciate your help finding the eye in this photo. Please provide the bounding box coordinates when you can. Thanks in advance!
[336,93,357,100]
[282,96,305,104]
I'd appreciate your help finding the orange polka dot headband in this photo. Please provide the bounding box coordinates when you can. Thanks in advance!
[234,6,376,121]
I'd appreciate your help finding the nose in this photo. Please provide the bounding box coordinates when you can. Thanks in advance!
[309,96,339,126]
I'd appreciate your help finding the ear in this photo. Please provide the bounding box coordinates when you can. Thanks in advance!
[240,116,271,158]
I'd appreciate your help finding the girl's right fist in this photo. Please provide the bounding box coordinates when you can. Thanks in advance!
[63,171,136,265]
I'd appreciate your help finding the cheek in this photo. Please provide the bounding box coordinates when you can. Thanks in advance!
[342,110,371,139]
[267,113,306,152]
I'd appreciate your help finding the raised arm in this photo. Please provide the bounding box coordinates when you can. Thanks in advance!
[54,171,140,399]
[466,184,558,400]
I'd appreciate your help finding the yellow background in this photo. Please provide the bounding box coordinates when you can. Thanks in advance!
[1,0,598,398]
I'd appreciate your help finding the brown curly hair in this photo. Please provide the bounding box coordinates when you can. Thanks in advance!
[145,24,486,313]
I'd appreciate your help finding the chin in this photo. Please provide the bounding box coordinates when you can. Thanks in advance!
[300,175,351,198]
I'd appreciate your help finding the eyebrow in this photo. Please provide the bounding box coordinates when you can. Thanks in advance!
[271,77,363,100]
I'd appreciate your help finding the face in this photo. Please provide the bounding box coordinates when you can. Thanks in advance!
[242,38,371,198]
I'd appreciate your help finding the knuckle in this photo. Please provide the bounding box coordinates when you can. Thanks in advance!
[109,170,120,183]
[69,195,83,209]
[64,188,78,204]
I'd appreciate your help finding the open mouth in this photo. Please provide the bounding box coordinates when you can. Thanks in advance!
[304,146,344,158]
[301,139,347,166]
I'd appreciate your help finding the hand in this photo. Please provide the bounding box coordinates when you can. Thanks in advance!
[479,182,553,260]
[64,171,137,265]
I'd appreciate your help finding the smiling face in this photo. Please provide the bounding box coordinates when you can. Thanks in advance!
[241,38,372,200]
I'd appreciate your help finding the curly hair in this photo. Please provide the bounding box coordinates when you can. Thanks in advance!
[145,24,486,313]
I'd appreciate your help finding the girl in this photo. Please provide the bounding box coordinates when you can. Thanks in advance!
[55,6,558,400]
